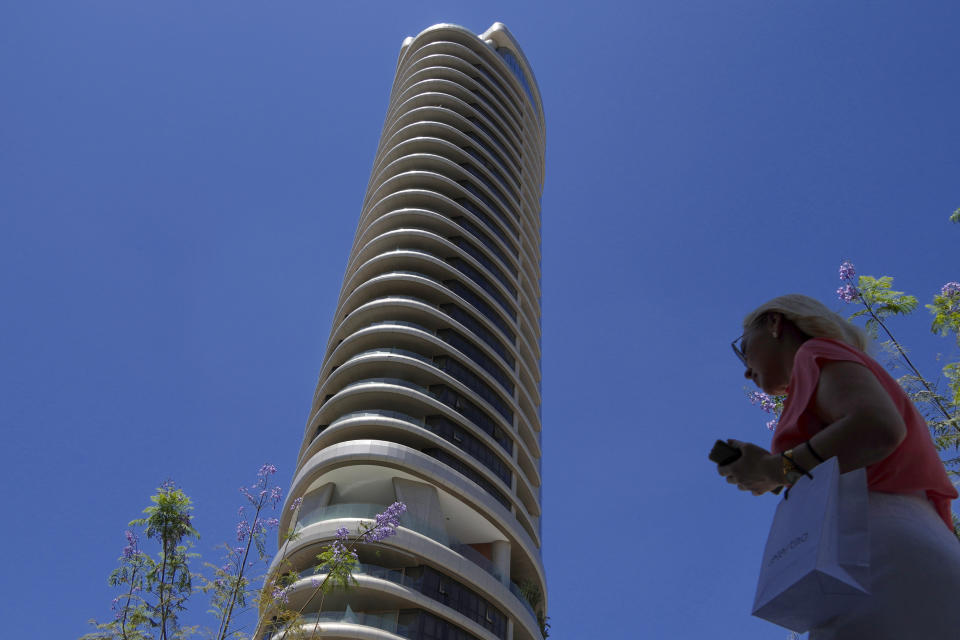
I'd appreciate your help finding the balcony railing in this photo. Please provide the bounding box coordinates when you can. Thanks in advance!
[262,610,408,640]
[292,507,539,623]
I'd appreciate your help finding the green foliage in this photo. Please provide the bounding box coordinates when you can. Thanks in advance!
[950,207,960,224]
[313,548,359,592]
[130,483,200,640]
[927,290,960,345]
[81,549,156,640]
[517,579,550,638]
[200,547,250,640]
[831,247,960,541]
[847,276,918,338]
[83,483,200,640]
[130,483,199,547]
[945,363,960,410]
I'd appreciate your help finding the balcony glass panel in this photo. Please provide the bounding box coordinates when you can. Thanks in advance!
[465,114,510,160]
[440,303,515,368]
[424,414,512,486]
[295,564,509,639]
[467,101,520,156]
[447,236,517,296]
[453,197,518,257]
[291,512,536,631]
[351,347,435,366]
[327,409,426,430]
[469,88,521,144]
[428,384,513,454]
[445,257,516,321]
[296,503,492,578]
[437,328,513,394]
[472,63,519,111]
[496,48,536,105]
[399,609,482,640]
[423,447,510,509]
[457,180,517,235]
[465,132,516,187]
[460,163,511,210]
[462,146,517,198]
[263,610,408,640]
[433,355,513,423]
[451,216,517,274]
[442,279,515,340]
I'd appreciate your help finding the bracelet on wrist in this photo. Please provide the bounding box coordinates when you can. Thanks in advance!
[780,450,813,486]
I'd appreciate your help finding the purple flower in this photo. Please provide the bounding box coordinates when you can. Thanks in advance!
[836,284,859,303]
[271,585,289,604]
[310,576,322,587]
[236,520,250,543]
[838,261,856,281]
[941,282,960,298]
[765,419,778,432]
[289,496,303,511]
[335,526,350,542]
[270,485,283,507]
[258,464,277,478]
[122,530,140,559]
[362,502,407,542]
[265,517,280,529]
[749,391,777,414]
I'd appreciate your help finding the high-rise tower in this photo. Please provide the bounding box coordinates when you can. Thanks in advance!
[263,22,545,640]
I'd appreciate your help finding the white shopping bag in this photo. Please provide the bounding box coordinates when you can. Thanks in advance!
[752,457,870,632]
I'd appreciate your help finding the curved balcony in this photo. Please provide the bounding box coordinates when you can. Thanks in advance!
[290,508,539,627]
[263,22,545,640]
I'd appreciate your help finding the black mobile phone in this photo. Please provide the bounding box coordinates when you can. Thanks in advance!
[709,439,741,466]
[710,440,784,495]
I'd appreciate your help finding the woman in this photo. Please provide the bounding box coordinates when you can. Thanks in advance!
[719,294,960,639]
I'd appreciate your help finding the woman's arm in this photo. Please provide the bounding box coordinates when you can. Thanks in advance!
[793,360,906,473]
[720,360,907,493]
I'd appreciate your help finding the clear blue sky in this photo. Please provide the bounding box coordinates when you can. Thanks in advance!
[2,1,958,638]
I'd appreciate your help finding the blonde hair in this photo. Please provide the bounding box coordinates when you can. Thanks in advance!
[743,294,869,352]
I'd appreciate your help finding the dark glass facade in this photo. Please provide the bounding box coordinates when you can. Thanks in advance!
[451,215,517,272]
[445,257,517,321]
[447,235,517,296]
[442,279,514,340]
[440,302,516,368]
[405,566,508,639]
[432,354,513,423]
[428,383,513,454]
[424,414,512,486]
[453,196,518,257]
[436,328,514,394]
[423,447,509,508]
[398,609,481,640]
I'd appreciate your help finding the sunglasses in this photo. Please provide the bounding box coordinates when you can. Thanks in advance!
[731,334,747,366]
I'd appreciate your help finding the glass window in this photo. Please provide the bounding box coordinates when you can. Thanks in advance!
[445,257,516,321]
[442,280,515,340]
[453,197,518,257]
[496,47,536,106]
[451,215,517,273]
[428,384,513,454]
[440,302,516,367]
[458,181,517,236]
[437,327,514,394]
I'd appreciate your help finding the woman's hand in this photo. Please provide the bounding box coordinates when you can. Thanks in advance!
[717,439,783,495]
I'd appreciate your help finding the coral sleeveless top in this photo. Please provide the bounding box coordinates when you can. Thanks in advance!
[771,338,957,529]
